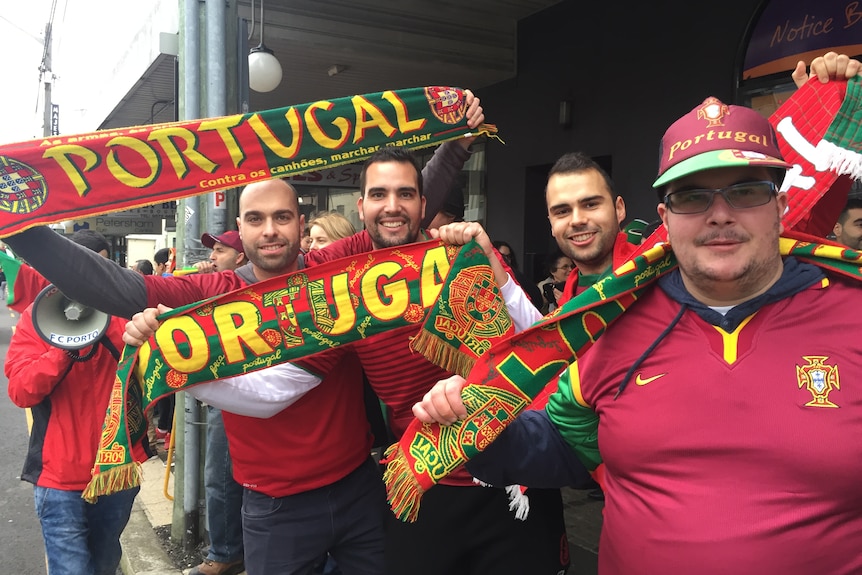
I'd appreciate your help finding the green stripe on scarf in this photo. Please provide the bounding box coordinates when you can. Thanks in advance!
[84,239,512,501]
[0,87,495,237]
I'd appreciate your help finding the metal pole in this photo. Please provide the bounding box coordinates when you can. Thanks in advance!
[206,0,227,234]
[179,0,203,552]
[41,23,53,138]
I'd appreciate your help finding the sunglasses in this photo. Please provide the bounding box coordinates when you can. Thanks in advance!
[664,181,777,215]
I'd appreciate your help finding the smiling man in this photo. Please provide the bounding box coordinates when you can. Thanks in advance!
[305,147,570,575]
[414,84,862,575]
[545,153,637,303]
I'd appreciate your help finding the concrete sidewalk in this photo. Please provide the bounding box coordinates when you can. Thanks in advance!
[119,457,183,575]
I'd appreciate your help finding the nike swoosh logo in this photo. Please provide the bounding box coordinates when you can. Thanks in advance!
[635,373,667,386]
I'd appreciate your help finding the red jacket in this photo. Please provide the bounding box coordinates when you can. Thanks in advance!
[6,311,146,490]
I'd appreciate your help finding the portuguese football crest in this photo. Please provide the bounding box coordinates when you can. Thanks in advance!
[796,355,840,408]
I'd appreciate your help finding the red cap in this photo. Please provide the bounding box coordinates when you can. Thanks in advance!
[653,97,791,188]
[201,230,243,253]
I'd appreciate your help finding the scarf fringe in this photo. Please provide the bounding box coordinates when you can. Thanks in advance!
[410,330,476,378]
[820,140,862,180]
[82,462,142,503]
[382,443,424,522]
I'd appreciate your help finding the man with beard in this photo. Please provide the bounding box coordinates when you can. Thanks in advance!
[412,55,862,575]
[302,147,570,575]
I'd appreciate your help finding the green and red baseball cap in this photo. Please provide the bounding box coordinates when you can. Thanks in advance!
[653,96,791,189]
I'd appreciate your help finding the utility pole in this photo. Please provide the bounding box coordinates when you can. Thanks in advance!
[41,22,53,138]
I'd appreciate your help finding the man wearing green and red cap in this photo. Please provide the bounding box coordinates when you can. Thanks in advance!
[414,58,862,574]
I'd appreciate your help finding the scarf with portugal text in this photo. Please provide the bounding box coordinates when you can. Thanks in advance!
[83,239,514,500]
[0,86,494,237]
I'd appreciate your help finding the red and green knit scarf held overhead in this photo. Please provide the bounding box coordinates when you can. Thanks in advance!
[0,86,495,237]
[383,76,862,521]
[83,239,514,501]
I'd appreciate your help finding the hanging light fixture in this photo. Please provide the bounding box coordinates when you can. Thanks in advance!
[248,0,283,93]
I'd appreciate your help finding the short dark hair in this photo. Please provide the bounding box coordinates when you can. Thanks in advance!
[133,259,154,275]
[70,229,110,254]
[154,248,171,265]
[837,198,862,225]
[359,147,423,196]
[548,152,615,197]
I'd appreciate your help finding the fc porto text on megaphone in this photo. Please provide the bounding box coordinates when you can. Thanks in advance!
[32,285,111,350]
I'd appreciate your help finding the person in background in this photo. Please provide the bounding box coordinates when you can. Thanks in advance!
[193,230,247,274]
[6,230,147,575]
[537,252,573,314]
[492,240,543,311]
[189,230,247,575]
[152,247,175,450]
[153,247,171,276]
[308,211,357,251]
[131,259,154,275]
[300,226,313,253]
[832,198,862,249]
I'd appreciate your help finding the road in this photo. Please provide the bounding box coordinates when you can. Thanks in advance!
[0,303,48,574]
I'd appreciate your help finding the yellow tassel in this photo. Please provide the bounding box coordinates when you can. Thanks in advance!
[382,443,424,523]
[81,463,142,503]
[410,331,476,378]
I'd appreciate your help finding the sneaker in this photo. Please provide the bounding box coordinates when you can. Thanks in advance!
[188,559,245,575]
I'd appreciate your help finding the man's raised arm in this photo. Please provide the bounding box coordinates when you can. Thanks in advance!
[5,226,148,318]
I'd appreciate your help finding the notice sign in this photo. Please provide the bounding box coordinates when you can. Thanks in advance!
[743,0,862,79]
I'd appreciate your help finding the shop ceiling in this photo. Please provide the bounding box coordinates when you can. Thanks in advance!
[99,0,562,129]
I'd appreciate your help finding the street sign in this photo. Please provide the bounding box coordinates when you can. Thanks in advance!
[69,216,163,235]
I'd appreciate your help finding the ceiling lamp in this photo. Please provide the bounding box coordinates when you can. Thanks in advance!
[248,0,282,93]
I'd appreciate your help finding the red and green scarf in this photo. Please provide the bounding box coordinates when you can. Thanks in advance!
[0,86,493,237]
[384,232,862,521]
[83,239,512,501]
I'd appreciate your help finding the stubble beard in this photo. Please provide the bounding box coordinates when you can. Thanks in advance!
[684,224,783,299]
[369,220,419,249]
[251,241,300,275]
[557,229,615,274]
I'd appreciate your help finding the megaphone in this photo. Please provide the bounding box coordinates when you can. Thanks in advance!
[32,285,110,350]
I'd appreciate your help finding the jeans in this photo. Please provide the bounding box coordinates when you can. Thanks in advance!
[33,485,139,575]
[205,406,244,563]
[243,457,386,575]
